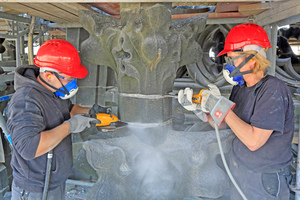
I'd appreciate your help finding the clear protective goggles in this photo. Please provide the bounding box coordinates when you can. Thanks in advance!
[57,74,75,82]
[224,54,247,66]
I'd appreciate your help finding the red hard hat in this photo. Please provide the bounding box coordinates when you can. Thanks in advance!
[217,23,272,57]
[34,39,88,78]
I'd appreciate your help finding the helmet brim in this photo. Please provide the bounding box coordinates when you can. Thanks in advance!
[217,49,228,57]
[66,63,88,79]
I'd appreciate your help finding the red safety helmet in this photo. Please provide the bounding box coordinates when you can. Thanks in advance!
[217,23,272,57]
[34,39,88,78]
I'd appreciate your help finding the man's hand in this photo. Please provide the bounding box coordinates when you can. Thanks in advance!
[66,114,101,133]
[89,104,111,117]
[200,84,235,125]
[178,88,201,111]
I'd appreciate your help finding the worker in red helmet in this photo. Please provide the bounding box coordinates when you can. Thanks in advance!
[178,23,294,199]
[7,39,109,200]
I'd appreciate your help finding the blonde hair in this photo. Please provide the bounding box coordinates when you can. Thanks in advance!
[235,48,270,73]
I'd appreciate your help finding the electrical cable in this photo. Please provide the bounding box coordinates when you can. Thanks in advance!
[42,150,53,200]
[213,122,248,200]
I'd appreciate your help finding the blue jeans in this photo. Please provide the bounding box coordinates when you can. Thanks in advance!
[11,181,66,200]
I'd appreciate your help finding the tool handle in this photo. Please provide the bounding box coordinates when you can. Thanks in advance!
[192,89,207,104]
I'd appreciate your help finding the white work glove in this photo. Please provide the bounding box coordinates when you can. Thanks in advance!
[201,84,235,125]
[178,88,208,122]
[66,114,101,133]
[178,88,201,111]
[201,84,222,113]
[193,110,209,122]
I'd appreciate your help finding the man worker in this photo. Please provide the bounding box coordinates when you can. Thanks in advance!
[7,39,108,199]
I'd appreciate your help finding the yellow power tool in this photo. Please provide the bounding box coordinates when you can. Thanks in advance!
[192,88,208,104]
[95,113,127,132]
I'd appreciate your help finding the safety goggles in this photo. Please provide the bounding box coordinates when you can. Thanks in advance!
[57,74,75,82]
[224,54,247,66]
[45,70,75,82]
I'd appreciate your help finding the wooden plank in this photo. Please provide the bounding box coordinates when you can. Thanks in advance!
[255,0,300,26]
[24,3,78,22]
[47,28,66,35]
[215,2,256,13]
[1,7,22,15]
[171,8,210,15]
[238,2,281,16]
[172,2,216,6]
[53,3,79,15]
[0,21,8,26]
[172,12,246,19]
[88,3,120,15]
[59,3,95,12]
[0,3,70,23]
[56,3,94,16]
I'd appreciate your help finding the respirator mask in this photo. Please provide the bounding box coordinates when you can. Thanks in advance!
[54,77,78,100]
[222,45,264,86]
[222,54,250,86]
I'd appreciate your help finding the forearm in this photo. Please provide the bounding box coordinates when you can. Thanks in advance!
[35,122,70,158]
[207,114,227,130]
[70,105,89,117]
[225,110,254,144]
[224,110,272,151]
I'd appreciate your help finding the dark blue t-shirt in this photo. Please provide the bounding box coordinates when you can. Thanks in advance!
[229,75,294,172]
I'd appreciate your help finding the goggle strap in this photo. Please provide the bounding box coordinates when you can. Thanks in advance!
[232,54,247,61]
[230,54,255,77]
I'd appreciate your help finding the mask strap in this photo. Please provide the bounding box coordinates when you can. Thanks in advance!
[52,72,70,95]
[222,63,253,77]
[233,70,254,77]
[38,74,69,95]
[230,53,256,78]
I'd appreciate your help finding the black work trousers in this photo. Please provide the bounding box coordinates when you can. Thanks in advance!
[11,181,66,200]
[228,151,290,200]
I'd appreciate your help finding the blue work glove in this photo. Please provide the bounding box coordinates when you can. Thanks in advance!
[201,84,235,125]
[89,104,111,117]
[178,87,208,122]
[66,114,100,133]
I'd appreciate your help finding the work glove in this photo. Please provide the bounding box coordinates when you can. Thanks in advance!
[178,88,201,111]
[178,87,208,123]
[201,84,235,125]
[66,114,101,133]
[89,104,111,118]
